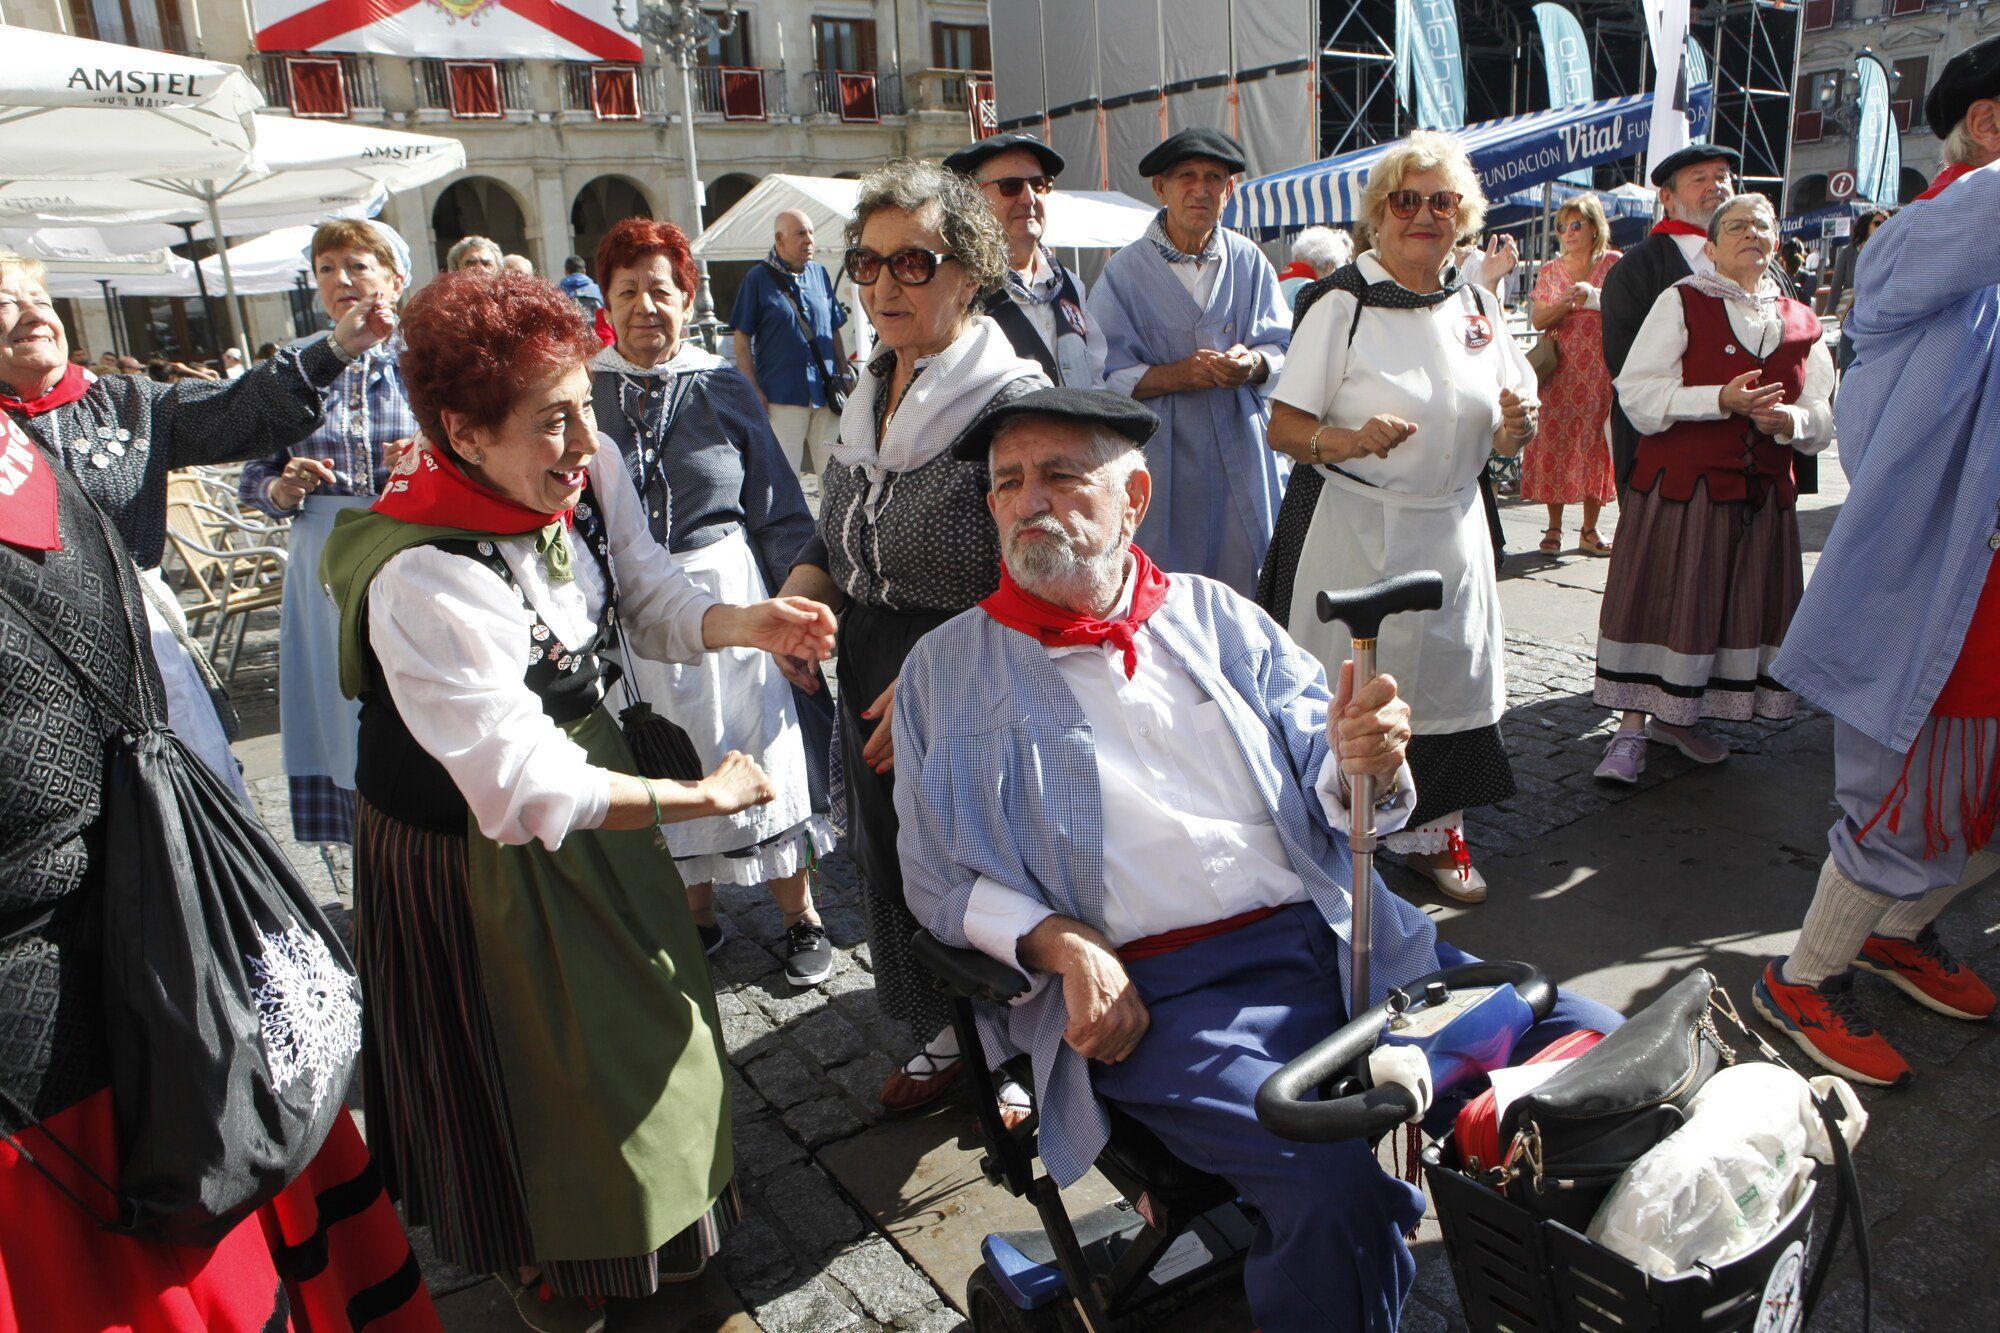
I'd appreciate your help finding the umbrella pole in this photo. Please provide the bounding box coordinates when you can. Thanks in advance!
[98,280,122,358]
[181,221,228,361]
[206,192,253,358]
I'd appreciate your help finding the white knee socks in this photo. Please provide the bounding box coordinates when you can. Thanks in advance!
[1784,857,1892,987]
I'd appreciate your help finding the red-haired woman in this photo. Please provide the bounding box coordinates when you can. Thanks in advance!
[320,272,837,1330]
[590,218,836,988]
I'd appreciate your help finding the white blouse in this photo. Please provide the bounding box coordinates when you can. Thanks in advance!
[367,442,720,850]
[1615,281,1836,450]
[1272,252,1536,500]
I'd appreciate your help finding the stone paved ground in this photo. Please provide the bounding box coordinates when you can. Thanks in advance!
[200,445,1999,1330]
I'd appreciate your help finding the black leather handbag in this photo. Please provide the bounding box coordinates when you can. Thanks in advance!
[1498,969,1730,1231]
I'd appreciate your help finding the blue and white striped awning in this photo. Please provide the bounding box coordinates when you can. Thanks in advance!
[1225,87,1713,236]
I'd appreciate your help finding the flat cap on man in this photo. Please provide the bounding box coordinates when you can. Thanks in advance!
[953,386,1161,462]
[1926,33,2000,138]
[943,132,1066,178]
[1648,143,1742,188]
[1137,127,1246,178]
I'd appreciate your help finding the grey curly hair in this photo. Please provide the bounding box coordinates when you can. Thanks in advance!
[845,158,1010,302]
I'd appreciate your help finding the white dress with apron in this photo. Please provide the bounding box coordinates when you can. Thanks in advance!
[1273,253,1532,735]
[615,521,821,885]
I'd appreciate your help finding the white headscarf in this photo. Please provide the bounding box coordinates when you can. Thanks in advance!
[831,314,1044,506]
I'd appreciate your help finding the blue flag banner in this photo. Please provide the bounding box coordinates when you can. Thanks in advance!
[1684,36,1710,143]
[1397,0,1468,130]
[1533,4,1595,185]
[1225,86,1714,235]
[1853,53,1900,206]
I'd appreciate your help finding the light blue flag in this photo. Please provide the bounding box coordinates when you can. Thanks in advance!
[1397,0,1467,130]
[1533,4,1595,185]
[1853,53,1900,206]
[1684,36,1710,143]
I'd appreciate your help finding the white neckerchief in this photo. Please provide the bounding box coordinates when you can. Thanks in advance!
[590,340,723,379]
[831,314,1042,506]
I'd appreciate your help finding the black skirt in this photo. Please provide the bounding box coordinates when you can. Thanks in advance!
[834,599,958,1043]
[1407,726,1517,828]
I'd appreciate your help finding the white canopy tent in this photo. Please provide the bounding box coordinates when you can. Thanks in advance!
[691,174,1158,261]
[35,226,316,300]
[1,226,188,278]
[0,114,463,342]
[0,25,263,181]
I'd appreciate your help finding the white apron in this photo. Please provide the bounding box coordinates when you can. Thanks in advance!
[619,525,816,873]
[1274,259,1530,734]
[1289,470,1505,733]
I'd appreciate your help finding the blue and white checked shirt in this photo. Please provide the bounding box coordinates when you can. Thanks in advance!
[894,574,1442,1188]
[240,334,414,515]
[1771,162,2000,752]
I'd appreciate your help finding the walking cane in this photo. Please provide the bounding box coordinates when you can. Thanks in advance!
[1316,570,1445,1021]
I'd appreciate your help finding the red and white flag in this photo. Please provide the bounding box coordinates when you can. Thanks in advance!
[253,0,642,63]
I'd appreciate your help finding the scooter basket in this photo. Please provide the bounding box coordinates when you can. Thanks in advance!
[1421,1136,1817,1332]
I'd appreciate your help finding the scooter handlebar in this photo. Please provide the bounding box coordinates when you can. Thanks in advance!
[1255,962,1557,1143]
[1316,571,1446,641]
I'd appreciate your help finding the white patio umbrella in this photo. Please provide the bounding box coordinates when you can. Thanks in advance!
[0,115,464,341]
[1,226,186,276]
[0,25,263,181]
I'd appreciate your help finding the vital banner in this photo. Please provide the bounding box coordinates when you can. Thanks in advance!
[253,0,642,63]
[1532,4,1593,185]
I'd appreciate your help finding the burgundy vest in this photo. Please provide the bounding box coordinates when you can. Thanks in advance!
[1629,285,1822,508]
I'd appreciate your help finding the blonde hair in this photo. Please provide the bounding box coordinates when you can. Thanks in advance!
[310,219,401,277]
[1362,130,1488,243]
[1556,195,1610,260]
[0,249,48,288]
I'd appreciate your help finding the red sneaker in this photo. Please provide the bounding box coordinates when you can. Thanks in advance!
[1856,925,1997,1021]
[1753,962,1913,1088]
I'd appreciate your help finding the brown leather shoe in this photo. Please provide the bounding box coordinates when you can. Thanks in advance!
[878,1056,964,1113]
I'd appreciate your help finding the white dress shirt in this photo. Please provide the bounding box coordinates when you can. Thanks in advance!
[367,445,719,850]
[1672,231,1715,278]
[961,568,1415,978]
[1615,282,1837,448]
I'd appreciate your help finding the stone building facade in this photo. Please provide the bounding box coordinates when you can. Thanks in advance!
[10,0,993,358]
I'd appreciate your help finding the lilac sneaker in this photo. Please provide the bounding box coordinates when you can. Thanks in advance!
[1645,720,1730,764]
[1594,730,1647,784]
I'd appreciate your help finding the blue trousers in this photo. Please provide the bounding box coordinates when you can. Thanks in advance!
[1092,903,1623,1333]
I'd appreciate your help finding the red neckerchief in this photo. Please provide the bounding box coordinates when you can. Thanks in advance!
[979,544,1171,679]
[372,440,573,534]
[1916,162,1973,201]
[0,415,60,553]
[1651,218,1709,238]
[0,363,89,419]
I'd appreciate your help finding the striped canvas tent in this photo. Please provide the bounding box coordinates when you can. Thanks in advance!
[1224,87,1713,237]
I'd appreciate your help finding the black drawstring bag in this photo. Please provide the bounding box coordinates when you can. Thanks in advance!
[618,698,706,782]
[0,501,360,1246]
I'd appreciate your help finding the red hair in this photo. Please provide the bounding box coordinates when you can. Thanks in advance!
[594,216,698,306]
[399,270,599,447]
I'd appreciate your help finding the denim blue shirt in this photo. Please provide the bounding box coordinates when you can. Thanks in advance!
[727,260,847,408]
[1771,162,2000,751]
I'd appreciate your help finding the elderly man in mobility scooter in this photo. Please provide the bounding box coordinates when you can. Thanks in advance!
[892,387,1622,1332]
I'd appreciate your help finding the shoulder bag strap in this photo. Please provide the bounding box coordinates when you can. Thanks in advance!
[775,271,844,391]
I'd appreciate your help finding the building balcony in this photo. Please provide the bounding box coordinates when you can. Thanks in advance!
[905,68,991,113]
[800,69,905,123]
[249,52,387,121]
[411,59,532,123]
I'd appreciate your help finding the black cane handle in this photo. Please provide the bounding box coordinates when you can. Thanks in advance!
[1315,571,1446,640]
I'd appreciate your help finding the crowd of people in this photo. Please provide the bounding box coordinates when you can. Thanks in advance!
[2,33,1996,1333]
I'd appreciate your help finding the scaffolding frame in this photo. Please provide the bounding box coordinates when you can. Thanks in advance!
[1703,0,1804,209]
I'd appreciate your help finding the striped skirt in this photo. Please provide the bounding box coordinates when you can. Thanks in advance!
[1593,480,1803,728]
[354,800,738,1298]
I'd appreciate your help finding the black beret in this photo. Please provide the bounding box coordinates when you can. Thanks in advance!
[1648,143,1742,188]
[1926,34,2000,138]
[943,133,1065,178]
[1137,127,1247,178]
[952,387,1161,463]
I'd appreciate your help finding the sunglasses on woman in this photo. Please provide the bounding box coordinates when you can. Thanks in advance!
[980,174,1054,199]
[1557,219,1590,234]
[1385,189,1463,221]
[844,246,959,286]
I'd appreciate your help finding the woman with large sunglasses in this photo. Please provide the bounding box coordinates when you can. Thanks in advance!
[1264,131,1539,906]
[776,159,1046,1122]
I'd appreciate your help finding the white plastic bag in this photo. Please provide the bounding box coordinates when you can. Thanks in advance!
[1586,1064,1866,1278]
